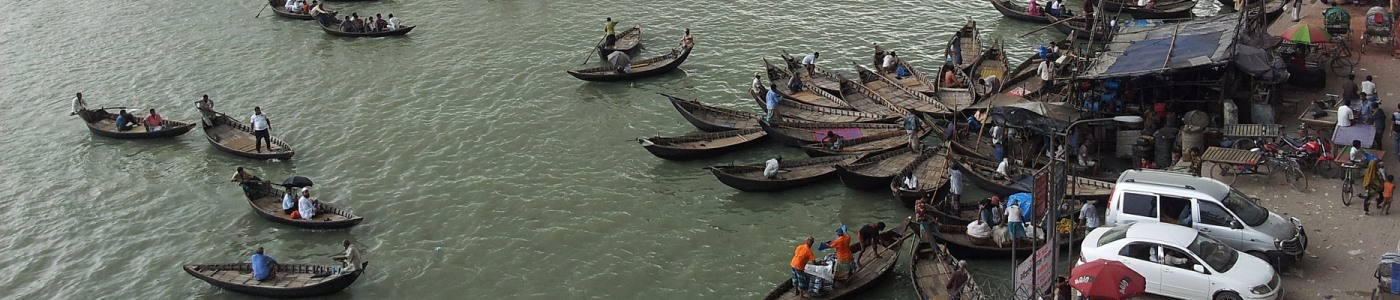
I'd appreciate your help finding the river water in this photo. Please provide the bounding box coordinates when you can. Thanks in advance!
[0,0,1226,298]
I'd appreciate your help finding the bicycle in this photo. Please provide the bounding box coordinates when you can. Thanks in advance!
[1275,155,1308,192]
[1216,155,1273,186]
[1341,162,1361,206]
[1316,32,1361,77]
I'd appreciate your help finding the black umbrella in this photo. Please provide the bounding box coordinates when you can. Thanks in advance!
[281,176,314,188]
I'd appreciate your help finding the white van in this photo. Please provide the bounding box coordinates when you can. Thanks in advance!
[1104,169,1307,269]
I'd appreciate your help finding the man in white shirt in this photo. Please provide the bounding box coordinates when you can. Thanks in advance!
[297,188,318,220]
[882,51,899,74]
[1338,103,1354,127]
[801,52,819,75]
[387,14,401,30]
[284,0,297,12]
[763,157,782,179]
[251,107,273,153]
[1037,60,1054,94]
[1362,75,1377,98]
[948,165,964,212]
[1005,203,1024,240]
[332,240,363,273]
[902,173,919,190]
[1079,200,1100,229]
[751,72,764,95]
[996,158,1011,180]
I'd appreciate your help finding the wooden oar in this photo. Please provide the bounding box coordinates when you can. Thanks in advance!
[855,230,917,272]
[255,2,269,18]
[579,34,607,65]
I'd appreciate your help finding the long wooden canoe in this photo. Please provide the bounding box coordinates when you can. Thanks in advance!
[1046,15,1111,41]
[664,93,770,132]
[835,73,909,117]
[929,219,1085,259]
[988,0,1078,24]
[763,224,908,300]
[1096,0,1196,19]
[184,262,366,297]
[835,147,923,190]
[317,14,415,37]
[71,96,195,139]
[910,238,989,300]
[762,121,906,147]
[198,108,295,160]
[751,86,896,124]
[852,63,953,116]
[268,0,315,20]
[639,128,768,160]
[780,51,842,94]
[945,21,983,72]
[568,45,692,82]
[891,147,951,208]
[707,155,858,192]
[763,58,852,109]
[239,180,365,229]
[969,38,1010,97]
[801,125,930,157]
[932,64,978,111]
[955,156,1114,199]
[598,26,642,61]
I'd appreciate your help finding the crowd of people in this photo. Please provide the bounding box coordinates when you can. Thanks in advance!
[336,13,403,33]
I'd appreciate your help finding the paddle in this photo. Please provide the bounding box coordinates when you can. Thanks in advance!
[579,34,607,65]
[255,2,269,18]
[854,230,917,273]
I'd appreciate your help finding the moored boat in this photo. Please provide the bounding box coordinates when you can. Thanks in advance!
[928,219,1086,259]
[835,147,923,190]
[761,121,905,147]
[834,73,909,117]
[932,64,978,111]
[969,38,1010,97]
[762,58,852,109]
[909,238,989,300]
[71,94,195,139]
[852,63,953,116]
[183,262,366,298]
[800,127,929,157]
[751,85,896,124]
[707,155,857,192]
[955,156,1115,199]
[197,105,296,160]
[891,147,951,208]
[638,128,768,160]
[762,224,909,300]
[1046,15,1112,41]
[1095,0,1196,19]
[945,21,983,72]
[780,51,842,94]
[664,93,772,132]
[567,45,693,82]
[238,180,365,229]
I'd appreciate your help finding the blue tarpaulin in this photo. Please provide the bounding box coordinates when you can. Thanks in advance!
[1007,192,1034,222]
[1081,14,1242,79]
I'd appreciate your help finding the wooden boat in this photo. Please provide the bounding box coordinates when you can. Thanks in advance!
[1046,15,1111,41]
[598,26,642,61]
[852,63,953,116]
[638,128,768,160]
[268,0,314,20]
[664,93,770,132]
[891,147,951,208]
[198,108,296,160]
[943,125,1051,169]
[707,155,857,192]
[751,85,895,124]
[881,57,937,97]
[932,64,977,111]
[945,21,983,72]
[762,58,851,109]
[71,97,195,139]
[929,219,1086,259]
[909,240,989,300]
[969,39,1010,97]
[239,180,365,229]
[955,156,1114,199]
[763,224,909,300]
[1096,0,1196,19]
[762,121,906,147]
[834,73,908,117]
[835,147,923,190]
[183,262,366,298]
[567,45,692,82]
[317,14,415,37]
[1003,52,1051,99]
[988,0,1078,24]
[926,180,983,226]
[780,51,842,94]
[800,127,929,157]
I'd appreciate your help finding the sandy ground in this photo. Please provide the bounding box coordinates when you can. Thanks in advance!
[1229,2,1400,298]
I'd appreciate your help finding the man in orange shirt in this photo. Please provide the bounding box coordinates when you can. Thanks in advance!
[830,228,853,282]
[1383,175,1395,215]
[789,236,816,297]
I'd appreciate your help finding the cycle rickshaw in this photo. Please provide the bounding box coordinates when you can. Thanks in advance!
[1361,6,1395,54]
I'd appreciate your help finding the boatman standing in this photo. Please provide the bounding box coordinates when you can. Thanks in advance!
[251,107,272,153]
[603,17,619,48]
[789,236,816,297]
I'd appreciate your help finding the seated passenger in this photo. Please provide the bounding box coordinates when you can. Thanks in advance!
[821,131,845,150]
[282,187,298,214]
[387,14,401,31]
[115,109,137,131]
[339,16,353,32]
[294,187,318,220]
[142,109,164,131]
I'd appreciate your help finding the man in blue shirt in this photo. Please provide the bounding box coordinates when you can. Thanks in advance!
[764,84,782,122]
[904,113,922,149]
[251,247,278,281]
[281,187,298,214]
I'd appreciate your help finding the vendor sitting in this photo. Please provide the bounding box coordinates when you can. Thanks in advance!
[821,131,845,150]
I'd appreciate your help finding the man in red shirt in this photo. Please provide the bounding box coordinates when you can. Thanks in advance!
[142,109,164,131]
[789,237,816,297]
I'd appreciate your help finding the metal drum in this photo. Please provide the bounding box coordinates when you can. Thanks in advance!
[1154,127,1179,167]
